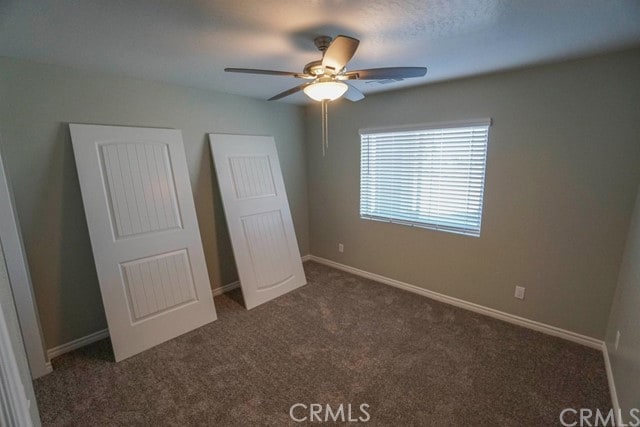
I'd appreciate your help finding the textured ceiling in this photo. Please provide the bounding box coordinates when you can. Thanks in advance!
[1,0,639,104]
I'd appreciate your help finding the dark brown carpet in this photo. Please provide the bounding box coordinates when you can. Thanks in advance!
[33,261,610,426]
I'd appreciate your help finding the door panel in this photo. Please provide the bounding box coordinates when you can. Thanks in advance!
[100,142,182,237]
[209,134,306,309]
[70,124,216,362]
[120,249,197,322]
[241,210,294,290]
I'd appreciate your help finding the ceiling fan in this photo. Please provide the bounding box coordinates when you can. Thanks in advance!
[225,35,427,154]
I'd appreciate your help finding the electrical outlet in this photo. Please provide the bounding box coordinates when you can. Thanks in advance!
[514,286,526,300]
[615,331,621,350]
[338,243,344,253]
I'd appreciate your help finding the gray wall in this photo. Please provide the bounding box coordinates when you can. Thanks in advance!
[0,241,41,425]
[605,185,640,420]
[306,48,640,339]
[0,57,309,349]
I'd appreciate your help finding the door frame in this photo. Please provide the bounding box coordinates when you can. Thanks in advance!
[0,143,51,379]
[0,299,35,427]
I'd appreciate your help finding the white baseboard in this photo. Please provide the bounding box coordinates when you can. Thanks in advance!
[47,328,109,360]
[212,280,240,296]
[48,254,603,363]
[307,255,603,349]
[32,361,53,379]
[30,358,53,379]
[46,277,249,360]
[602,342,622,424]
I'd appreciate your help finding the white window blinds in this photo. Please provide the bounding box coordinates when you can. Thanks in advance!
[360,120,490,237]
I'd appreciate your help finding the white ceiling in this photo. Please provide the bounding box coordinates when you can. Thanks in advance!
[1,0,639,104]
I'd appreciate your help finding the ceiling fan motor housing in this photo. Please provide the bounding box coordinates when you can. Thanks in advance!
[305,36,335,77]
[303,60,325,76]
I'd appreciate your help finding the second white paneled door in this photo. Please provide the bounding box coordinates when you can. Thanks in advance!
[209,134,306,309]
[70,124,216,362]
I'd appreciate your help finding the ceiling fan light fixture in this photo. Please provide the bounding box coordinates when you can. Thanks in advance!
[303,80,348,101]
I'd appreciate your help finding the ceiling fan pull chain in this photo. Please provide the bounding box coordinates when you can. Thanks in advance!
[321,100,325,156]
[322,99,328,156]
[325,100,329,154]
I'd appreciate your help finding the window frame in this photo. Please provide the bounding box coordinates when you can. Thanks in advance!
[359,118,491,237]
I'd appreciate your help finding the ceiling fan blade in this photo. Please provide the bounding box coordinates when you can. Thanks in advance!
[268,82,312,101]
[343,83,365,102]
[225,68,308,78]
[322,35,359,73]
[345,67,427,80]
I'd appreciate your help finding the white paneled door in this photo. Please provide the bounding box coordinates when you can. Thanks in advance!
[209,134,306,309]
[70,124,216,362]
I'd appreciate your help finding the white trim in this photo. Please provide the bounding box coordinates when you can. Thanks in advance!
[47,328,110,360]
[0,295,34,427]
[359,118,492,135]
[212,281,240,296]
[0,147,51,379]
[45,273,263,359]
[602,342,622,426]
[48,255,604,357]
[308,255,603,349]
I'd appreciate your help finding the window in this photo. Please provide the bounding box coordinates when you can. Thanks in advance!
[360,119,490,237]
